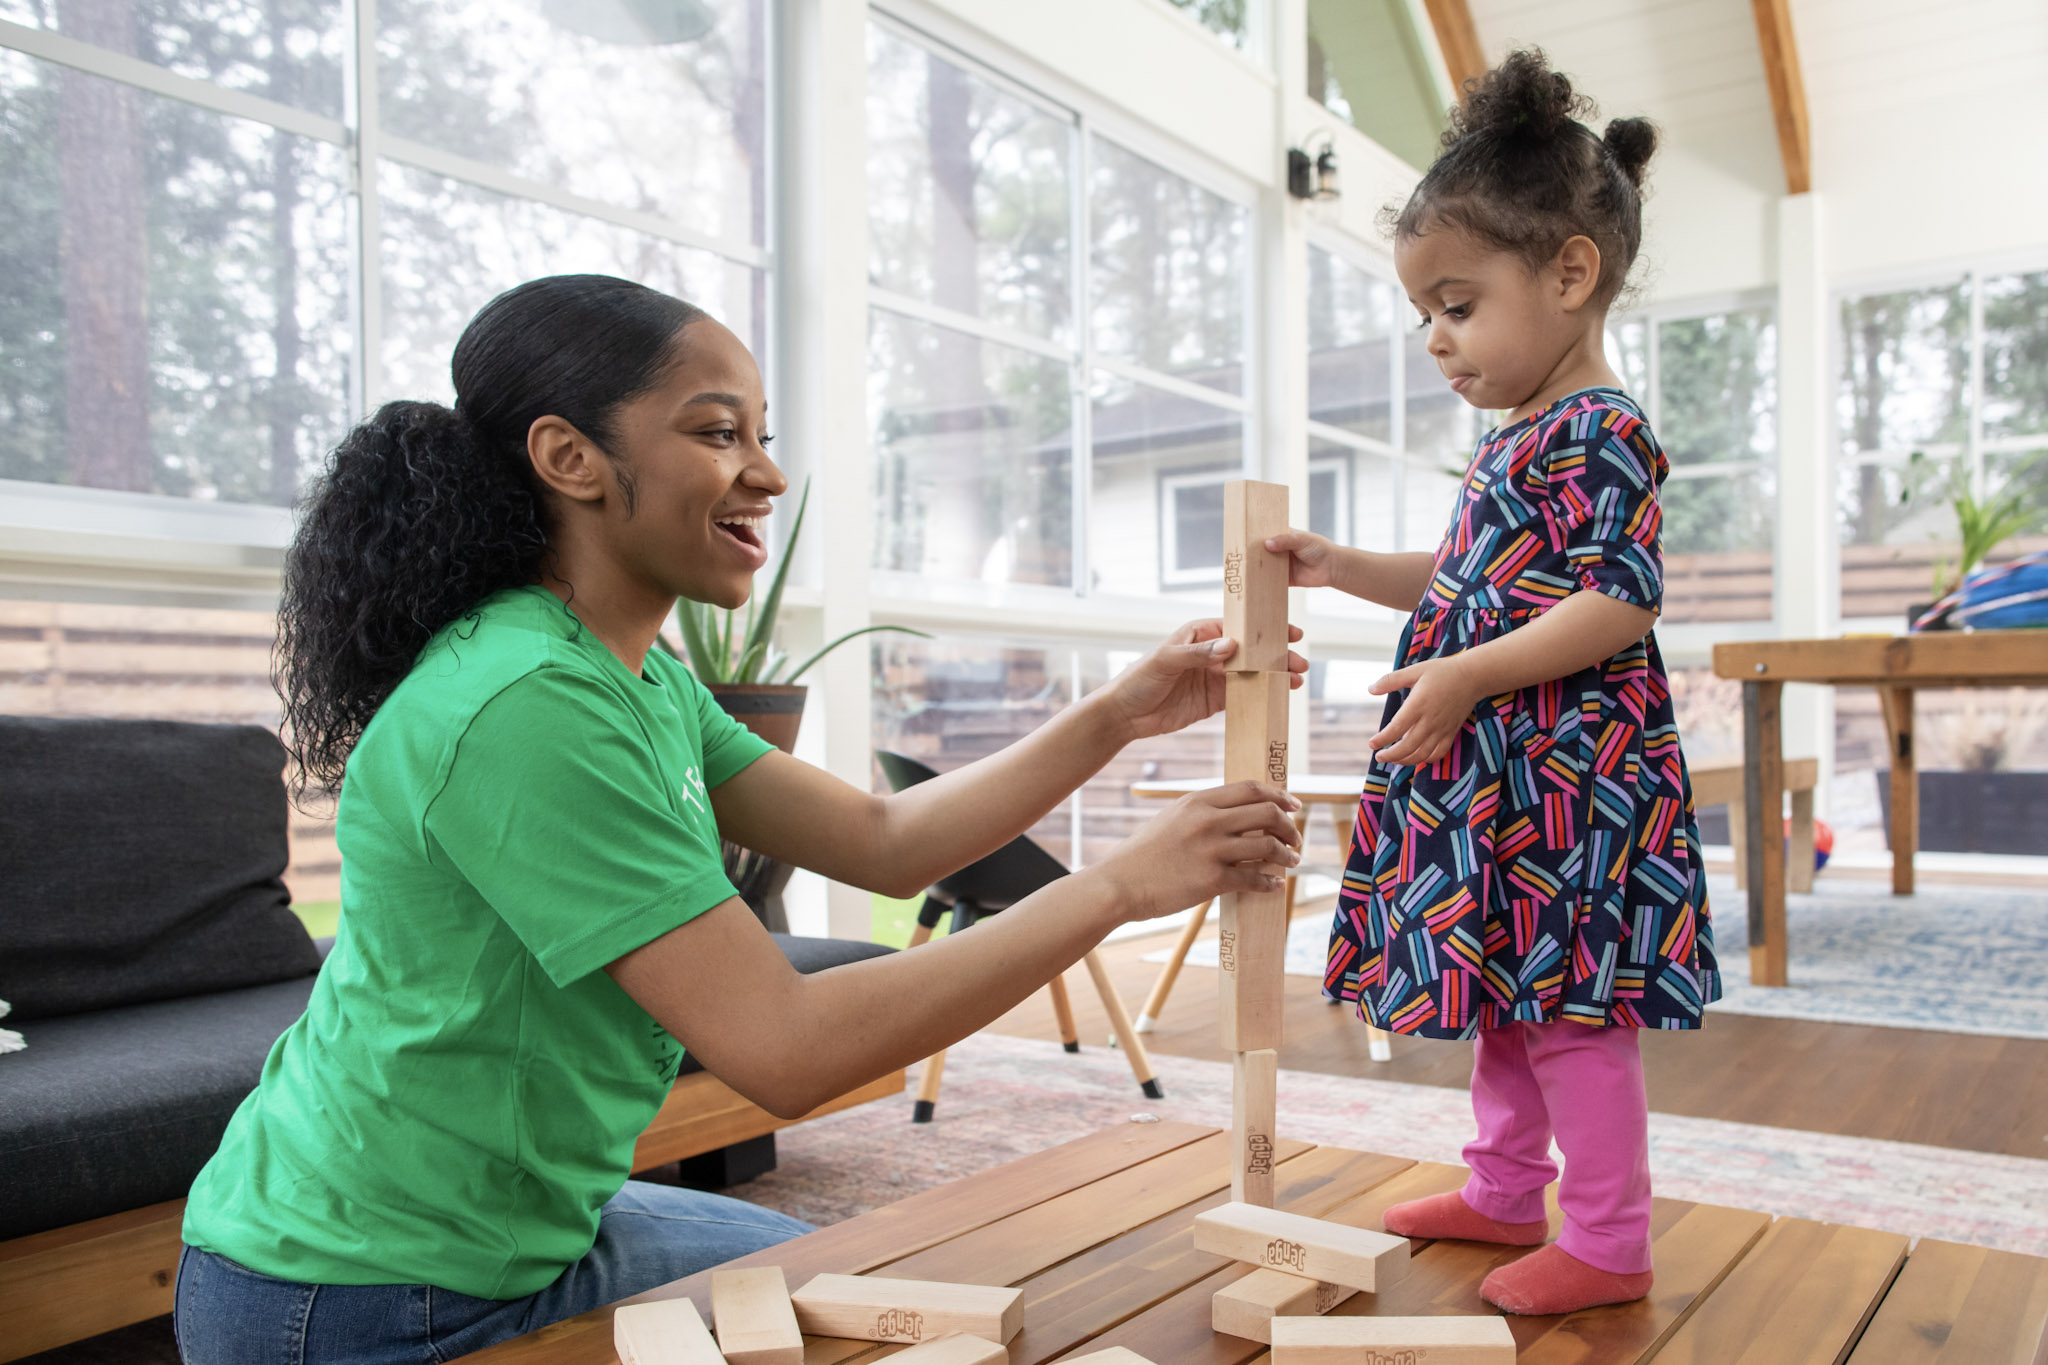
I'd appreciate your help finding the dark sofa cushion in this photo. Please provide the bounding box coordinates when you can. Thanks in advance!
[0,933,894,1238]
[0,716,319,1019]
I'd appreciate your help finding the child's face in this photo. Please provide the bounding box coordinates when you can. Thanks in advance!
[1394,223,1595,416]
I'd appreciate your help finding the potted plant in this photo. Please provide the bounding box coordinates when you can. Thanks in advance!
[656,481,927,926]
[1905,452,2039,630]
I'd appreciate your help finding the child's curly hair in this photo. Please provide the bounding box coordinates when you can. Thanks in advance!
[1388,48,1657,303]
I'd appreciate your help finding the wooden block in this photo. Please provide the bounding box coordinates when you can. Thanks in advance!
[1269,1314,1515,1363]
[710,1266,803,1365]
[1192,1202,1408,1292]
[1218,885,1285,1052]
[1060,1350,1159,1364]
[789,1272,1025,1344]
[1231,1049,1279,1207]
[1211,1267,1350,1342]
[1223,670,1290,787]
[1222,480,1290,673]
[886,1332,1010,1364]
[612,1298,724,1365]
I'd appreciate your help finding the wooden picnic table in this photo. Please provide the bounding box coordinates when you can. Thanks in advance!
[1711,631,2048,987]
[465,1121,2048,1364]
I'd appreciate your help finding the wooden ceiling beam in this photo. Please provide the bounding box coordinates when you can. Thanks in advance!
[1751,0,1812,194]
[1419,0,1487,96]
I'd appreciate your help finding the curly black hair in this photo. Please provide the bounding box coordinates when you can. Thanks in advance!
[276,275,705,796]
[1388,47,1658,302]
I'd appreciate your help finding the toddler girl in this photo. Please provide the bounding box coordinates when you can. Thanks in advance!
[1271,50,1717,1315]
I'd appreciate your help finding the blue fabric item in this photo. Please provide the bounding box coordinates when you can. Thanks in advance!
[1911,550,2048,631]
[173,1182,811,1365]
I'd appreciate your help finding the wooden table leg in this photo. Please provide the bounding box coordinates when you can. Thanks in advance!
[1046,971,1080,1053]
[1742,679,1788,987]
[1879,685,1917,895]
[1084,949,1163,1099]
[1330,803,1393,1062]
[1134,898,1213,1034]
[912,1048,946,1124]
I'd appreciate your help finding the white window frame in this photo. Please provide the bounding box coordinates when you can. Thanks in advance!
[1156,452,1347,589]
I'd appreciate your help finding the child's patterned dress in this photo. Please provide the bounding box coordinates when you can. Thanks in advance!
[1325,388,1720,1038]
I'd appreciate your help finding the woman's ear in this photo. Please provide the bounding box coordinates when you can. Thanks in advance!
[527,416,608,505]
[1553,236,1604,310]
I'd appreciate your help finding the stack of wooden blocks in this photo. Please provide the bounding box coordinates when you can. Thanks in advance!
[613,1266,1163,1364]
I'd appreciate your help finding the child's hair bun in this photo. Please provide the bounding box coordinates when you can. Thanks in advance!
[1448,46,1589,147]
[1602,117,1658,191]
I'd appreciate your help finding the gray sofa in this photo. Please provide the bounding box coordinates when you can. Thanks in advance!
[0,714,895,1359]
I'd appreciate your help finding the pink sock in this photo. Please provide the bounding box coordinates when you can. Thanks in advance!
[1382,1190,1547,1246]
[1480,1243,1654,1315]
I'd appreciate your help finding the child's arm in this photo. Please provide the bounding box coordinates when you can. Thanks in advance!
[1265,530,1435,613]
[1364,593,1658,767]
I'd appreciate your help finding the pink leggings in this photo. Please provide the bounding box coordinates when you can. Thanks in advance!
[1460,1021,1652,1275]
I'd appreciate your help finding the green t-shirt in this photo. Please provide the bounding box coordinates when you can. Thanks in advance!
[183,586,773,1298]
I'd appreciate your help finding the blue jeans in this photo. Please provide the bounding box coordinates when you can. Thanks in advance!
[173,1181,812,1365]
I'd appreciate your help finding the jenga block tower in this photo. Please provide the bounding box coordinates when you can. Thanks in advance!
[1222,479,1291,673]
[1220,666,1289,1055]
[1193,1202,1410,1292]
[789,1273,1025,1344]
[1211,1268,1351,1343]
[1268,1315,1516,1363]
[710,1266,804,1365]
[1231,1048,1278,1207]
[612,1298,725,1365]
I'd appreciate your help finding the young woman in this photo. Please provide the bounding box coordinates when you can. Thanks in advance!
[173,274,1304,1364]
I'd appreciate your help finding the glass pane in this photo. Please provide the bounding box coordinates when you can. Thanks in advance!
[377,0,766,246]
[0,0,346,117]
[1306,655,1395,785]
[1306,439,1400,622]
[0,51,351,504]
[1088,372,1242,598]
[1660,471,1776,625]
[1988,450,2048,547]
[1608,318,1649,400]
[1401,456,1463,558]
[1983,269,2048,441]
[1073,640,1223,879]
[0,597,338,911]
[1306,0,1443,169]
[1658,310,1775,467]
[871,634,1073,863]
[1838,455,1962,619]
[379,161,762,407]
[1307,245,1395,444]
[1090,137,1246,393]
[1402,324,1480,472]
[866,26,1071,341]
[869,310,1073,587]
[1163,0,1249,50]
[1837,281,1970,462]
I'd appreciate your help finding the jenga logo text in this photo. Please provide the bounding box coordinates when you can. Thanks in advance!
[1313,1280,1347,1313]
[1266,740,1287,783]
[1245,1133,1273,1176]
[1219,930,1237,972]
[874,1309,924,1340]
[1264,1237,1307,1272]
[1224,550,1244,597]
[1360,1353,1418,1365]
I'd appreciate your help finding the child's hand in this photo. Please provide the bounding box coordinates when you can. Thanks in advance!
[1367,655,1483,767]
[1264,529,1338,588]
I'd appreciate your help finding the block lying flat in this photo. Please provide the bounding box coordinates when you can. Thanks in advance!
[1231,1049,1279,1208]
[710,1266,803,1365]
[1060,1350,1159,1364]
[1211,1267,1350,1343]
[611,1298,723,1365]
[1193,1202,1409,1292]
[789,1272,1025,1343]
[1269,1314,1515,1363]
[885,1332,1010,1364]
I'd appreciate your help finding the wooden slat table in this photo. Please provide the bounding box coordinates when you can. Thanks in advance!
[1712,631,2048,987]
[467,1122,2048,1365]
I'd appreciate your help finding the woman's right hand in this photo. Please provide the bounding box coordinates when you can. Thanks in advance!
[1265,528,1338,588]
[1093,781,1303,924]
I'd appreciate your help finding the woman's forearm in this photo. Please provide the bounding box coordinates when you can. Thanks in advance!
[1333,549,1435,612]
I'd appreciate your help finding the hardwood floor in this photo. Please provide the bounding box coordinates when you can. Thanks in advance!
[987,896,2048,1161]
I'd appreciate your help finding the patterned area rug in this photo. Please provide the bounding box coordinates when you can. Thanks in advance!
[742,1031,2048,1257]
[1146,874,2048,1041]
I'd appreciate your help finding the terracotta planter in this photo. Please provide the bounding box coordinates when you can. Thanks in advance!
[707,685,808,931]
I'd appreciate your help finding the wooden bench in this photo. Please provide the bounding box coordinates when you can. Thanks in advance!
[0,1067,902,1363]
[1691,758,1819,895]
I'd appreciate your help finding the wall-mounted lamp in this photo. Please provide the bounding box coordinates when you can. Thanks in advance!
[1287,134,1340,201]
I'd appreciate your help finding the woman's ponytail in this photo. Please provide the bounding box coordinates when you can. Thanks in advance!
[276,274,706,797]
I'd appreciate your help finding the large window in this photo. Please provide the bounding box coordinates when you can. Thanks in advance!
[1838,268,2048,620]
[866,20,1252,604]
[1607,306,1778,624]
[1306,0,1443,170]
[1,0,768,510]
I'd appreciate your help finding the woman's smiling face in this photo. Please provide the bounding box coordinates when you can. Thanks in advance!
[600,317,787,611]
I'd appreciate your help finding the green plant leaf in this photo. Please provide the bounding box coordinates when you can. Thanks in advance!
[673,599,721,680]
[783,624,933,685]
[741,478,812,668]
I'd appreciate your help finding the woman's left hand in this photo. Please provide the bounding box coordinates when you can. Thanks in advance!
[1102,619,1308,741]
[1366,654,1483,767]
